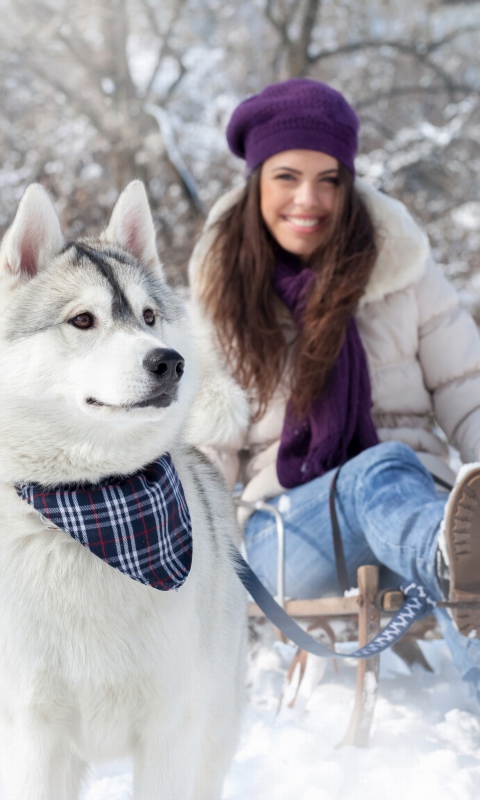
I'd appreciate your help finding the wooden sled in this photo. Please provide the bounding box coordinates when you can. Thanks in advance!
[241,499,438,747]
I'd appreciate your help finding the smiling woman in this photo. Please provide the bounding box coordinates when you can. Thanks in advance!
[188,77,480,700]
[193,85,376,422]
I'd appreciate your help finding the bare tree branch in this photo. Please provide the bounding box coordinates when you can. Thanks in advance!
[140,0,187,96]
[426,25,480,53]
[100,0,137,105]
[14,0,99,79]
[18,51,110,137]
[291,0,321,76]
[308,25,480,64]
[264,0,323,77]
[145,104,204,215]
[355,82,478,110]
[138,0,163,39]
[421,59,462,94]
[13,0,136,108]
[298,0,321,56]
[265,0,290,48]
[164,61,187,101]
[138,0,188,102]
[55,30,106,87]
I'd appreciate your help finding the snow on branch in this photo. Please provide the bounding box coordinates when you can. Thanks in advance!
[145,104,204,216]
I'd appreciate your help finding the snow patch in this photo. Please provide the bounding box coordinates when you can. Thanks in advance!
[44,630,480,799]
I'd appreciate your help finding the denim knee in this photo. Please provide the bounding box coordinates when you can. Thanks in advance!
[357,440,429,475]
[339,441,437,510]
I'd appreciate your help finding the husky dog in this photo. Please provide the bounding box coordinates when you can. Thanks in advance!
[0,182,247,799]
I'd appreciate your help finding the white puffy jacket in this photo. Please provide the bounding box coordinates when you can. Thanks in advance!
[188,179,480,513]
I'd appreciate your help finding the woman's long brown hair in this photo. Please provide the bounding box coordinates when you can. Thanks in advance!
[199,164,378,421]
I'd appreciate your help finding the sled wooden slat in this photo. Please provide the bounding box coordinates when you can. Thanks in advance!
[248,595,360,619]
[341,565,381,748]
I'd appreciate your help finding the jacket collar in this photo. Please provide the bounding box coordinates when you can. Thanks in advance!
[202,179,430,308]
[355,178,429,307]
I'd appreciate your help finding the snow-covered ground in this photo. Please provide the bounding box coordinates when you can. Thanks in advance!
[73,622,480,800]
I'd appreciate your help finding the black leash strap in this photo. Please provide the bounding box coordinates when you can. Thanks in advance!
[329,468,350,594]
[234,550,436,659]
[432,474,454,491]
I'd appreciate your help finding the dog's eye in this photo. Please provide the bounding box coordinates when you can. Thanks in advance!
[69,312,94,330]
[143,308,155,326]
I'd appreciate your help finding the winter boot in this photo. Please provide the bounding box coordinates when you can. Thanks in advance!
[442,463,480,636]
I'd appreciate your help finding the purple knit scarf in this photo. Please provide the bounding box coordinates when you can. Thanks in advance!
[273,249,378,489]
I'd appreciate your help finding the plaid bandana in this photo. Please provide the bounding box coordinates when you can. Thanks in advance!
[15,454,192,591]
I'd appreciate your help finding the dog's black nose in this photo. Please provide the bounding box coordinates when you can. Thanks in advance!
[143,348,185,384]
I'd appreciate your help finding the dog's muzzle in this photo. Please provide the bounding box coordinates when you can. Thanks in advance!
[141,347,185,408]
[86,348,185,410]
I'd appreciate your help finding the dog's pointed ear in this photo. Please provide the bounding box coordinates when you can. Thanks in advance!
[104,181,163,277]
[0,184,65,282]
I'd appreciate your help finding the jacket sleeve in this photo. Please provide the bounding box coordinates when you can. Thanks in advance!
[185,219,250,488]
[416,259,480,463]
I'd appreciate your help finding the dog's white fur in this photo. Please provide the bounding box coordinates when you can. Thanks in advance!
[0,182,247,799]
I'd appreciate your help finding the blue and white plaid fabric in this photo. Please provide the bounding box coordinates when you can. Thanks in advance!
[16,453,192,591]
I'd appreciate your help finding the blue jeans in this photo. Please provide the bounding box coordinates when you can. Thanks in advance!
[244,441,480,697]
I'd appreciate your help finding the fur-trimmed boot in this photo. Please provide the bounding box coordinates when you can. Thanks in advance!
[440,463,480,636]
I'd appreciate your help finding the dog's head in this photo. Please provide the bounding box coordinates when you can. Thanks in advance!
[0,181,198,485]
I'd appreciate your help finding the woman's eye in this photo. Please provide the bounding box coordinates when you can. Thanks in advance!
[69,312,94,330]
[322,176,339,186]
[276,173,296,181]
[143,308,155,326]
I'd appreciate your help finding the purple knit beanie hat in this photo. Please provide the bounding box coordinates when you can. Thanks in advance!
[226,78,359,175]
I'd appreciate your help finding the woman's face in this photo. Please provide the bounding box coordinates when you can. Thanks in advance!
[260,149,340,258]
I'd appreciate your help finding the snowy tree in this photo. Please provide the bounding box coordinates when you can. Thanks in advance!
[0,0,479,302]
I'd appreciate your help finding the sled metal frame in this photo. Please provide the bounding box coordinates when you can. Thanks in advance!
[240,499,434,748]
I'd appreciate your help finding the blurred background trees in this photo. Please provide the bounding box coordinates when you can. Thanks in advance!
[1,0,479,315]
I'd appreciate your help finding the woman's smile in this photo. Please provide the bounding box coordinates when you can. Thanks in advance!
[283,214,329,233]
